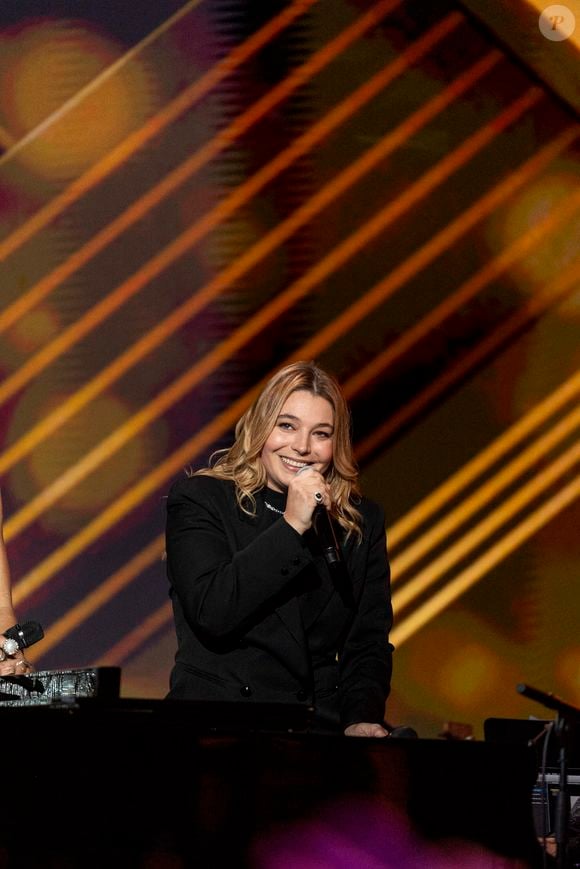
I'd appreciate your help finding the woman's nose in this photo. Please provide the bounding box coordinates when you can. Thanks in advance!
[292,432,311,455]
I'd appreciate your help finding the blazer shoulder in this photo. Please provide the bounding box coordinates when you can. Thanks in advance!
[358,495,386,524]
[168,473,235,505]
[356,495,387,541]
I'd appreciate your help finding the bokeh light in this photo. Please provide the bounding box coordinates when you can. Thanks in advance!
[0,18,160,181]
[8,390,167,535]
[435,641,502,708]
[555,645,580,705]
[393,613,531,734]
[482,170,580,297]
[6,305,61,355]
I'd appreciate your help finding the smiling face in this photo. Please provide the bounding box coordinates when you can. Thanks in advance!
[260,390,335,493]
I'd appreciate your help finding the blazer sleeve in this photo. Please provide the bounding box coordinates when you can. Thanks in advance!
[166,476,314,641]
[338,500,394,728]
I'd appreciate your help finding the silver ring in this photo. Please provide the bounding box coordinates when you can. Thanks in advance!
[314,491,323,504]
[2,638,18,656]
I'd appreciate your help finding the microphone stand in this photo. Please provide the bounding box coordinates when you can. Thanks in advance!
[517,683,580,869]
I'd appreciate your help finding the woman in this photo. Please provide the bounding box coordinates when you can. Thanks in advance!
[166,361,393,736]
[0,491,30,675]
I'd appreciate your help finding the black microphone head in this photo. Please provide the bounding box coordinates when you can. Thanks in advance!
[389,725,419,739]
[516,683,528,695]
[3,621,44,649]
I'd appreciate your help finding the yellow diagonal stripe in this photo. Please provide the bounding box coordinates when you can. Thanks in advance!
[96,601,173,669]
[391,406,580,579]
[388,369,580,550]
[392,439,579,612]
[391,475,580,647]
[28,535,165,659]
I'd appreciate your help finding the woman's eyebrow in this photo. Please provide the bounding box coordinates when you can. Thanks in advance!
[277,413,334,429]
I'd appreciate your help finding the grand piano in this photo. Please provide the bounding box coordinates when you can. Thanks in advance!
[0,668,544,868]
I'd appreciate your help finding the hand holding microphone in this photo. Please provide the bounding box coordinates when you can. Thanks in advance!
[0,620,44,675]
[284,465,330,535]
[285,468,341,568]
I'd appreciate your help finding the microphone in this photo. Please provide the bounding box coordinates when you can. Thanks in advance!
[313,506,341,568]
[1,621,44,657]
[517,682,580,719]
[389,725,419,739]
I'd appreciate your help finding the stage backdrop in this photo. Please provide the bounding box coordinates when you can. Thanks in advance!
[0,0,578,738]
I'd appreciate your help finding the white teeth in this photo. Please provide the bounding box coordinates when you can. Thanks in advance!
[280,457,309,470]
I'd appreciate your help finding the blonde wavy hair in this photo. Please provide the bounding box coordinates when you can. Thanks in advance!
[196,361,363,540]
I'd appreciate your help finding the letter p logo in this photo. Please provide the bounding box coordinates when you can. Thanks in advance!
[539,5,576,40]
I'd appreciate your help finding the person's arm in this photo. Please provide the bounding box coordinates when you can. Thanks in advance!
[0,491,16,632]
[338,500,394,736]
[166,477,315,642]
[0,492,30,674]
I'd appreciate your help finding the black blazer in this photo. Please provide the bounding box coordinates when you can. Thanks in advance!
[165,475,393,729]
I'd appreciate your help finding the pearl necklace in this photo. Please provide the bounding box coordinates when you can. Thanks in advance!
[264,500,284,515]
